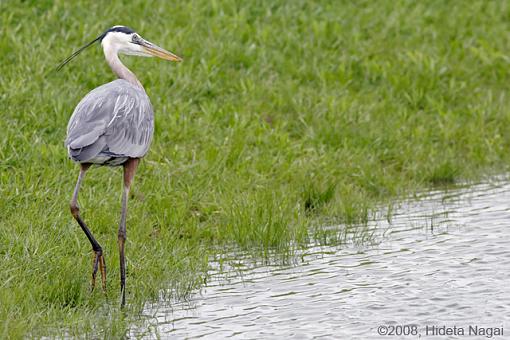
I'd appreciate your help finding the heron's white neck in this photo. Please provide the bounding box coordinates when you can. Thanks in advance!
[103,45,143,89]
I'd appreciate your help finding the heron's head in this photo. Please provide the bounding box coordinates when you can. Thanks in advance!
[57,25,182,71]
[101,26,182,61]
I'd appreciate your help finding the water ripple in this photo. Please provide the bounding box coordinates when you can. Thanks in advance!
[132,179,510,339]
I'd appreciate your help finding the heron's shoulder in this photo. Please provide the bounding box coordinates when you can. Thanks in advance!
[88,79,148,97]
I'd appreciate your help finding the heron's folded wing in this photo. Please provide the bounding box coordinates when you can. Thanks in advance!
[104,91,154,158]
[65,94,111,149]
[65,80,154,158]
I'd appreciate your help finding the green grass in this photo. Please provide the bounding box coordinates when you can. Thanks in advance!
[2,0,510,337]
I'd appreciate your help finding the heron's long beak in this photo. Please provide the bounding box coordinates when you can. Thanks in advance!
[141,40,182,62]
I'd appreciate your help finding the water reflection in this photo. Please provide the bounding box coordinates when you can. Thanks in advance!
[132,180,510,339]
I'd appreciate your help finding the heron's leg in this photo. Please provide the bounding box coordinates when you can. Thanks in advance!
[118,158,139,306]
[70,163,107,292]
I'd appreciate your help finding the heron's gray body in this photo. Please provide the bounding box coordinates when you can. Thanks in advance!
[65,79,154,166]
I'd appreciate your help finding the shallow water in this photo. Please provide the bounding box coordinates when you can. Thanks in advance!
[132,180,510,339]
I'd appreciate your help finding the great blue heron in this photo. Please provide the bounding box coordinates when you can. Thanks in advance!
[57,25,181,306]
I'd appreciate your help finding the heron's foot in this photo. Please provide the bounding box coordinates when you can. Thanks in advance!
[91,249,107,293]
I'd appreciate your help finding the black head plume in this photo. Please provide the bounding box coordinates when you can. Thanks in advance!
[56,26,136,71]
[56,32,107,71]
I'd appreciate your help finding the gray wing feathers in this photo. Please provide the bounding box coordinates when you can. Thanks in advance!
[105,94,153,156]
[68,136,107,161]
[65,79,154,162]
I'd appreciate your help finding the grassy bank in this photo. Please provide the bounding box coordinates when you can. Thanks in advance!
[2,0,510,337]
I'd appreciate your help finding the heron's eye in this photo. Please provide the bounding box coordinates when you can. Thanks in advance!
[131,34,141,43]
